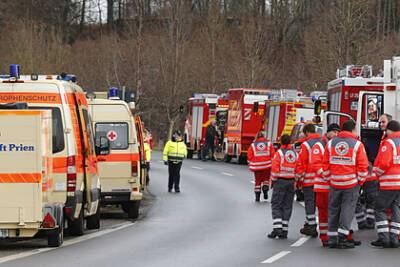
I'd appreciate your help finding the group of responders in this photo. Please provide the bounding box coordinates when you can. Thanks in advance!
[0,143,34,151]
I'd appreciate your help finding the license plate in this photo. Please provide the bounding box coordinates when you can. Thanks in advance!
[0,229,9,238]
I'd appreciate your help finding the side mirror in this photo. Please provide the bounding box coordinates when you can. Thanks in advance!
[314,100,322,115]
[95,136,110,155]
[253,102,259,113]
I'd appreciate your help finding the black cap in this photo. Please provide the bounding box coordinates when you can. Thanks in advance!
[327,123,340,132]
[387,120,400,132]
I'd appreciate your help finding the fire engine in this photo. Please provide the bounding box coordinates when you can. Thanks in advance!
[224,88,271,164]
[184,93,219,159]
[321,65,384,163]
[264,90,317,145]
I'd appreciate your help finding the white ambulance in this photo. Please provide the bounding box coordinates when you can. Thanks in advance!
[0,107,64,246]
[88,91,143,219]
[0,66,103,236]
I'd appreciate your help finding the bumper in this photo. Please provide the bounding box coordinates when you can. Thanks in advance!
[101,191,143,204]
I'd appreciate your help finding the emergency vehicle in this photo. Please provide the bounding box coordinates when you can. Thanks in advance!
[88,90,143,219]
[0,108,65,247]
[184,93,219,159]
[264,91,317,145]
[224,88,271,164]
[0,65,102,236]
[321,65,384,163]
[213,96,229,160]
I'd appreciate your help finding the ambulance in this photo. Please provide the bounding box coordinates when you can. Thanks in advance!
[184,93,219,159]
[0,65,102,236]
[224,88,271,164]
[0,107,65,247]
[88,90,143,219]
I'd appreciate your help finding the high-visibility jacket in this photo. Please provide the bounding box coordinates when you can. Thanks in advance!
[271,144,297,180]
[322,131,369,189]
[374,131,400,190]
[144,141,152,162]
[296,133,321,187]
[247,137,275,172]
[163,140,187,163]
[369,133,387,182]
[311,135,329,192]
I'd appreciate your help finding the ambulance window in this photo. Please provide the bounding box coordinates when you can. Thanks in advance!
[95,123,129,150]
[28,107,65,153]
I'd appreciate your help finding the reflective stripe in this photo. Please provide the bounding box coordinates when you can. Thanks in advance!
[374,167,385,175]
[390,222,400,228]
[281,167,295,172]
[330,174,356,179]
[319,223,328,227]
[380,174,400,179]
[330,180,357,186]
[338,228,349,235]
[380,182,400,187]
[376,220,389,226]
[319,230,328,234]
[390,229,400,234]
[305,173,315,177]
[377,228,389,233]
[273,218,282,222]
[357,171,368,177]
[249,165,271,171]
[273,172,296,178]
[327,231,338,236]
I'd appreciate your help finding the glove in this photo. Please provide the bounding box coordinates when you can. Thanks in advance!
[164,161,168,166]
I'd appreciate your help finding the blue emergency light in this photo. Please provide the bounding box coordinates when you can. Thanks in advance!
[109,87,119,99]
[9,64,20,79]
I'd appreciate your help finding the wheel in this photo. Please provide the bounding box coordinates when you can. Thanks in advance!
[224,154,232,163]
[126,201,140,219]
[238,155,247,165]
[187,149,193,159]
[48,214,64,247]
[121,203,129,213]
[68,206,84,236]
[86,203,101,230]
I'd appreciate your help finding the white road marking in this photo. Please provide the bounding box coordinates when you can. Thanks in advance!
[250,180,255,184]
[159,160,164,163]
[0,222,135,264]
[221,172,233,176]
[291,236,310,247]
[261,251,291,264]
[298,201,305,207]
[191,166,203,170]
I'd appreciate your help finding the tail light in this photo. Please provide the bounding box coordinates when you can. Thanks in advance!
[131,161,138,177]
[67,155,77,192]
[42,213,56,228]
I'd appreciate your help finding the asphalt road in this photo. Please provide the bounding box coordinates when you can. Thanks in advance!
[0,152,399,266]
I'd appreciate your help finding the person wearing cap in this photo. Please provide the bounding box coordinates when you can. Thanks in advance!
[202,120,219,161]
[247,131,275,202]
[163,130,187,193]
[372,120,400,248]
[311,123,340,246]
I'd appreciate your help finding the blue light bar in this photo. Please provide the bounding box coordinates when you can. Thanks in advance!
[109,87,119,99]
[9,64,20,79]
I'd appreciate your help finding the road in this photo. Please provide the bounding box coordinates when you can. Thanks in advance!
[0,152,399,266]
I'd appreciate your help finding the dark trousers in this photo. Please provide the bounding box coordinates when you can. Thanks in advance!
[304,186,316,226]
[375,190,400,243]
[145,162,150,185]
[271,179,295,232]
[328,186,359,242]
[168,161,182,190]
[202,143,215,160]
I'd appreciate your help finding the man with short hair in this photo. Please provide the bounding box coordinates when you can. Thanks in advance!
[323,120,369,249]
[372,120,400,248]
[311,123,340,246]
[296,123,321,237]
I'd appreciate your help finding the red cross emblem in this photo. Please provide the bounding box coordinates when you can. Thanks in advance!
[107,130,118,141]
[285,150,296,163]
[335,141,349,155]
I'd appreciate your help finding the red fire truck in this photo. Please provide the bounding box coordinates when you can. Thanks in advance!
[224,88,271,164]
[184,94,219,159]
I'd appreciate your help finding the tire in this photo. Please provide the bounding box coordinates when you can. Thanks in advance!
[48,214,64,247]
[86,204,101,230]
[69,206,84,236]
[127,201,140,219]
[187,149,193,159]
[224,154,232,163]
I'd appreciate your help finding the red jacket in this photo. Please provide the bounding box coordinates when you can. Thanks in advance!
[311,135,329,192]
[374,131,400,190]
[271,144,297,180]
[369,133,388,182]
[295,133,321,187]
[322,131,369,189]
[247,137,275,172]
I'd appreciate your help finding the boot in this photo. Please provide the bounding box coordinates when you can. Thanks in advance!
[278,231,288,239]
[337,236,355,249]
[255,192,261,202]
[358,222,368,230]
[371,239,390,248]
[268,229,283,239]
[300,224,318,237]
[328,238,338,249]
[262,185,269,200]
[391,240,399,248]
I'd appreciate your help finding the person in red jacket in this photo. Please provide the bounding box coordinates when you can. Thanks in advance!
[322,119,369,249]
[296,123,321,237]
[268,134,297,239]
[311,123,340,246]
[247,131,275,202]
[372,120,400,248]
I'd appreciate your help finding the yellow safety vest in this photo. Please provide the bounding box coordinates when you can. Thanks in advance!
[163,140,187,163]
[144,142,151,162]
